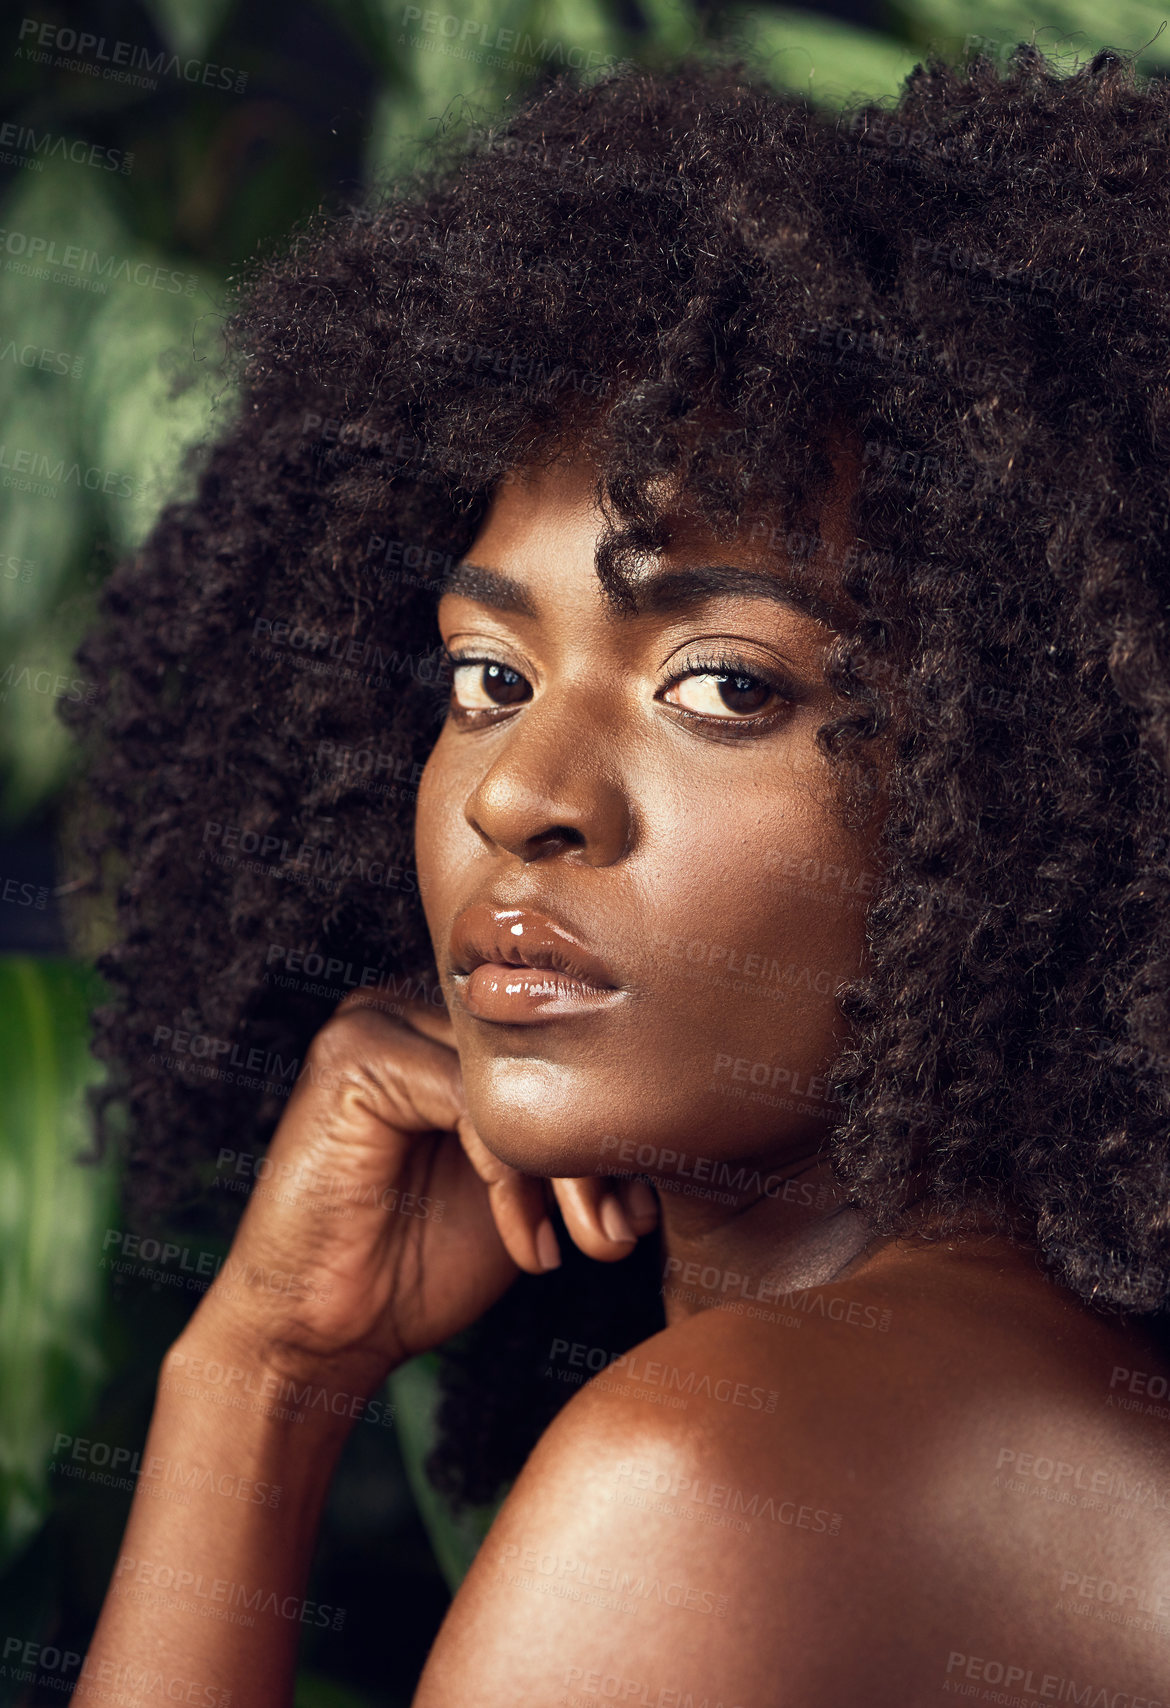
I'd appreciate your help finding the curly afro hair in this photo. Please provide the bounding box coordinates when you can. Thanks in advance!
[64,41,1170,1504]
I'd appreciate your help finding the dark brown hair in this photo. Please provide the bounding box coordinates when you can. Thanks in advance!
[66,43,1170,1501]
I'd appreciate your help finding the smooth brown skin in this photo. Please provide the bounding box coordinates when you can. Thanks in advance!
[77,453,1170,1708]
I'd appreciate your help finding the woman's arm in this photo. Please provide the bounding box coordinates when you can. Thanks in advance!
[72,995,518,1708]
[72,1312,356,1708]
[72,993,656,1707]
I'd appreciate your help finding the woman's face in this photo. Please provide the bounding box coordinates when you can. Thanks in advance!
[415,452,883,1186]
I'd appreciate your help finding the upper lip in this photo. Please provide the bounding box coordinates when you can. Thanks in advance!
[449,901,619,989]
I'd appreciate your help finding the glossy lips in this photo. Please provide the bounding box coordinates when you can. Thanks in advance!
[449,901,622,1023]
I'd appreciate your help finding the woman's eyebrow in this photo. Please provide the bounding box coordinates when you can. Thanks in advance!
[624,562,849,632]
[440,559,848,632]
[439,561,539,617]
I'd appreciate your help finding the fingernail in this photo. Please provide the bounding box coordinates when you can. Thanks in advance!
[536,1218,561,1271]
[600,1194,635,1244]
[626,1180,658,1223]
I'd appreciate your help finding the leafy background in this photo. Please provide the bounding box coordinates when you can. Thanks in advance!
[1,1,1167,1702]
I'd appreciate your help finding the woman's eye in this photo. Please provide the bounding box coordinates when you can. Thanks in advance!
[444,652,789,724]
[663,668,778,719]
[450,659,531,710]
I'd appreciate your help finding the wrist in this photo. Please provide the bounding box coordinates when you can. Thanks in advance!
[163,1308,392,1457]
[163,1291,401,1441]
[181,1244,409,1385]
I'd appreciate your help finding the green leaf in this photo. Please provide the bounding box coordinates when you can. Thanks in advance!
[363,0,668,180]
[294,1667,385,1708]
[722,7,924,106]
[388,1353,500,1594]
[77,266,233,555]
[0,157,117,632]
[0,957,118,1572]
[0,153,233,820]
[137,0,236,62]
[896,0,1170,71]
[0,630,95,825]
[634,0,706,60]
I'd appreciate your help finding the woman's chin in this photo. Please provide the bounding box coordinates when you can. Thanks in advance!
[467,1114,620,1181]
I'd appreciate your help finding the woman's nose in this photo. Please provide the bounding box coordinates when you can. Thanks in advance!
[462,690,634,866]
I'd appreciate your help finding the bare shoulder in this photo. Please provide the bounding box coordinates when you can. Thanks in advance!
[413,1305,856,1708]
[414,1239,1170,1708]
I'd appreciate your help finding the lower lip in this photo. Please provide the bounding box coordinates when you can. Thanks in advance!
[458,963,622,1023]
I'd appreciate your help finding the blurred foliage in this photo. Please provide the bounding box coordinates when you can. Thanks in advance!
[2,0,1168,820]
[0,958,116,1572]
[388,1353,498,1592]
[294,1667,397,1707]
[3,0,1170,1700]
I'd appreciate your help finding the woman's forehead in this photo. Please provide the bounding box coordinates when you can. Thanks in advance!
[470,430,862,610]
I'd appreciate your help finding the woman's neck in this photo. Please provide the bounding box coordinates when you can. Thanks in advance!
[654,1149,1017,1324]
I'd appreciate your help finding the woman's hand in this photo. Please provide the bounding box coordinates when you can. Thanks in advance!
[189,990,658,1397]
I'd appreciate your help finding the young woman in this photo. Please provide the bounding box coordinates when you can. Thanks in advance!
[66,45,1170,1707]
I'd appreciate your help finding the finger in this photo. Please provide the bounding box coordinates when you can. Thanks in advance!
[619,1176,660,1237]
[552,1176,648,1263]
[331,991,558,1272]
[295,999,468,1155]
[456,1116,561,1276]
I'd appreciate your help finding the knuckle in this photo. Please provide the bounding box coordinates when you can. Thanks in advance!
[303,1005,457,1128]
[306,1006,401,1085]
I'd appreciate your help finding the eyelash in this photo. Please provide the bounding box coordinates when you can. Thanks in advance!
[439,646,798,737]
